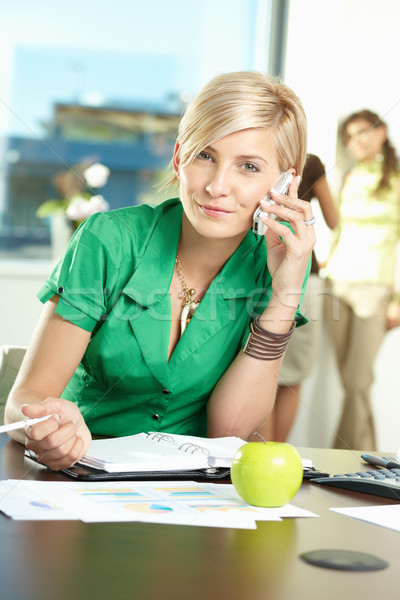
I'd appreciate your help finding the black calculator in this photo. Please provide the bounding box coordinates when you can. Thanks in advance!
[312,469,400,500]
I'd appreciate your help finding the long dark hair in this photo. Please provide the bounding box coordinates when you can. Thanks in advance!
[340,109,399,193]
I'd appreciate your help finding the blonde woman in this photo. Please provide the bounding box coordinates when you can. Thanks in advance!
[5,72,314,470]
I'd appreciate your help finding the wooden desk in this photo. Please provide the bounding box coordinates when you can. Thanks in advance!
[0,435,398,600]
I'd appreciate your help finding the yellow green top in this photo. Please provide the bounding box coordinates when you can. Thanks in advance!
[326,161,400,286]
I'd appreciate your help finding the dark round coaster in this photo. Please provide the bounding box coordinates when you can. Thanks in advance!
[299,549,389,571]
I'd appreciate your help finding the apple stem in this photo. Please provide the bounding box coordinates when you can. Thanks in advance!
[252,431,266,443]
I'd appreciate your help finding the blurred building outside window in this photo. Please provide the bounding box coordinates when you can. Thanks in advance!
[0,0,280,260]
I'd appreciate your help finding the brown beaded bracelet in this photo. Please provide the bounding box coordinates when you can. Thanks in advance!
[243,316,296,361]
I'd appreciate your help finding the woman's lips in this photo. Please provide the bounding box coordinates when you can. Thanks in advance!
[200,204,231,217]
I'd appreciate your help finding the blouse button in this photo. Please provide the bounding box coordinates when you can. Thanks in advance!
[57,286,64,294]
[152,413,160,421]
[162,389,170,395]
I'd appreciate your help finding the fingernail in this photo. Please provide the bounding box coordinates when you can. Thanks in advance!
[261,198,275,208]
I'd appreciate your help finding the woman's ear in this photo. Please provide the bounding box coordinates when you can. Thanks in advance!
[172,141,181,176]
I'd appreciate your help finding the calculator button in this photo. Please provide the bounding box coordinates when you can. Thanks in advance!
[385,473,396,479]
[357,473,372,478]
[372,474,386,480]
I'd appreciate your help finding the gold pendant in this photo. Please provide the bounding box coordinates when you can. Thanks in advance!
[180,303,191,336]
[180,300,200,336]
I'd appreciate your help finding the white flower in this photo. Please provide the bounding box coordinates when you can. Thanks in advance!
[66,194,110,222]
[87,194,110,215]
[83,163,110,188]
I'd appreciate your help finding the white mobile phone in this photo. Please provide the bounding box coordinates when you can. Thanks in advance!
[252,172,293,236]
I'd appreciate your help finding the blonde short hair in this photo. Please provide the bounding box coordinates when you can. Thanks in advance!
[170,71,307,185]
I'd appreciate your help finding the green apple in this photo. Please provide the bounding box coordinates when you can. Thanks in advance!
[230,441,303,507]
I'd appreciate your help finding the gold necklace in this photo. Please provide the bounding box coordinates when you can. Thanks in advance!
[175,256,201,335]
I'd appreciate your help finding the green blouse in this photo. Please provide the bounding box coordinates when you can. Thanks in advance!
[38,198,308,438]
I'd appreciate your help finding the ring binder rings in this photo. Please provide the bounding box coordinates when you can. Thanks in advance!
[145,432,211,455]
[178,444,210,455]
[146,433,175,443]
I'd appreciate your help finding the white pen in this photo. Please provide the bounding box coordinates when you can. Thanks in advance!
[0,414,56,434]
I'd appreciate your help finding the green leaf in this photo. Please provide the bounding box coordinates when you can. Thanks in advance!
[36,200,66,218]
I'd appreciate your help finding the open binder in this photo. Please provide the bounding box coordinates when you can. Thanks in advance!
[24,432,325,481]
[25,432,247,482]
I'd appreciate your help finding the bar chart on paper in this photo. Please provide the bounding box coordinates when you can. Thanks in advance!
[0,480,318,528]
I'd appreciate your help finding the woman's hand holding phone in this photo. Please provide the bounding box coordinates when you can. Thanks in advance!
[255,173,316,313]
[252,172,293,235]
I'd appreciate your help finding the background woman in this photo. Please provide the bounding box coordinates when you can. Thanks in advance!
[325,109,400,450]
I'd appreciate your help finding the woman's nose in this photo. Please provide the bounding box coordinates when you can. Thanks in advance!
[205,169,231,197]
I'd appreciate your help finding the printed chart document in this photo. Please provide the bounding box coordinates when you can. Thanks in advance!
[0,479,319,528]
[78,432,247,473]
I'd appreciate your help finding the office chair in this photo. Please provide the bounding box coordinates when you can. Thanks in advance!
[0,345,27,424]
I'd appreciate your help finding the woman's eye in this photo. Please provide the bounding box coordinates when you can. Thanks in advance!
[197,151,213,161]
[241,163,259,172]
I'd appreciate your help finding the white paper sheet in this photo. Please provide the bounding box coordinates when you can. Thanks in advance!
[0,479,318,528]
[0,481,75,520]
[331,505,400,532]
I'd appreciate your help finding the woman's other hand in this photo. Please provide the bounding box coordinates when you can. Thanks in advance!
[21,398,92,471]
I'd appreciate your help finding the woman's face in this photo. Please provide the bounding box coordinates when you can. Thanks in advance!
[344,118,386,163]
[174,127,288,243]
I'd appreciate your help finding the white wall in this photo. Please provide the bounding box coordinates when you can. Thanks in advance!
[285,0,400,452]
[0,261,53,347]
[285,0,400,176]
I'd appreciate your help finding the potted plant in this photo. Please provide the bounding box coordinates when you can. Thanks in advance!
[37,161,110,259]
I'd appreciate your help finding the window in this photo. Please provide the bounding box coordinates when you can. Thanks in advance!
[0,0,282,259]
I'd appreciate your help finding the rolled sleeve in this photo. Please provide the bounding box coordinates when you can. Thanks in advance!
[37,282,99,331]
[37,213,120,332]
